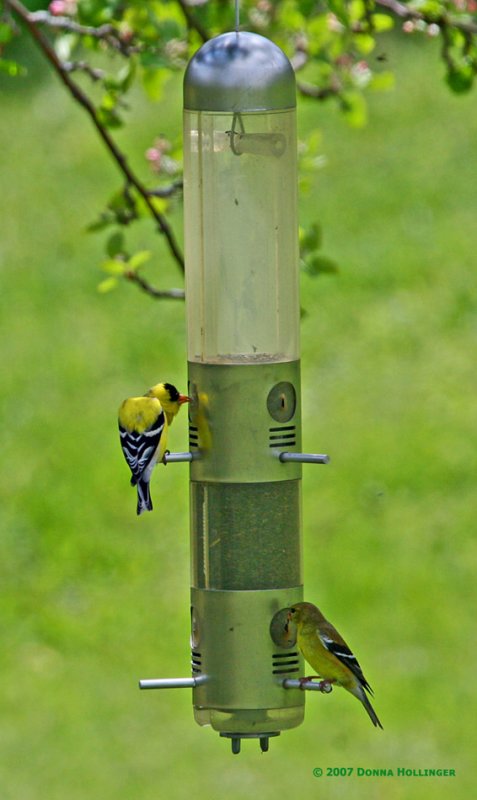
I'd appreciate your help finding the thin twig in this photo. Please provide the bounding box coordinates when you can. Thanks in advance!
[147,180,184,198]
[125,271,185,300]
[376,0,477,34]
[27,9,139,55]
[28,10,117,40]
[296,80,342,100]
[440,21,455,72]
[5,0,185,273]
[63,60,105,81]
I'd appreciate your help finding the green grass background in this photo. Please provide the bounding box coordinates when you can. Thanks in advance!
[1,32,476,800]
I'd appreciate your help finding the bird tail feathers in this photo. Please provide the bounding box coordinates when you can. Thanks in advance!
[360,689,383,729]
[136,479,153,515]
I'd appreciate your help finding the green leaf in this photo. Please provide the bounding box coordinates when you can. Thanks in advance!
[103,60,137,93]
[355,34,376,55]
[100,91,117,111]
[106,231,125,258]
[341,91,368,128]
[300,222,322,254]
[307,16,332,54]
[96,107,123,129]
[86,212,116,233]
[97,276,119,293]
[77,0,113,26]
[304,254,339,276]
[328,0,350,25]
[446,67,474,94]
[0,59,26,77]
[350,0,366,21]
[117,59,137,92]
[141,66,170,101]
[408,0,443,19]
[278,0,306,32]
[101,259,127,275]
[128,250,152,270]
[0,23,14,45]
[372,13,394,32]
[134,194,168,219]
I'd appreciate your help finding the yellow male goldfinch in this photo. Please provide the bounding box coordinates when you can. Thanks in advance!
[287,602,383,729]
[118,382,190,515]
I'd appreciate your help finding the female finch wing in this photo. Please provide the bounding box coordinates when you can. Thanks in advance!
[318,623,373,695]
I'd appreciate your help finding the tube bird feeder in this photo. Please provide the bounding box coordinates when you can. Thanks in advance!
[140,30,329,754]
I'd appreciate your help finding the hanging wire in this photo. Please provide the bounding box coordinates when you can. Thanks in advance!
[235,0,240,32]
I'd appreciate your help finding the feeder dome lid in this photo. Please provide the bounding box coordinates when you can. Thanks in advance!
[184,31,296,112]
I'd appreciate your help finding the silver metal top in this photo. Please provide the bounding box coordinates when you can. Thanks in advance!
[184,31,296,112]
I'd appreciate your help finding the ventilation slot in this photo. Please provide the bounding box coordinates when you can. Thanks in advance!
[191,650,202,674]
[189,425,199,450]
[269,425,296,449]
[272,651,300,675]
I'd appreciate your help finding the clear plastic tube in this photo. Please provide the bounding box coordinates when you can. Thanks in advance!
[184,109,299,364]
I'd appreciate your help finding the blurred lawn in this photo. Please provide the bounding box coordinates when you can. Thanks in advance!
[1,33,476,800]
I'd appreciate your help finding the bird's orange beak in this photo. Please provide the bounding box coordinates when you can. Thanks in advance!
[179,394,191,405]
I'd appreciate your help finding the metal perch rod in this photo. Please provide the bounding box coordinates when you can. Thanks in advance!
[139,676,331,692]
[279,452,330,464]
[164,451,329,464]
[139,676,208,689]
[283,678,333,693]
[163,452,195,463]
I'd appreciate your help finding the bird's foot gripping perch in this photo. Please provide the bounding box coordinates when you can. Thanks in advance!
[299,677,334,693]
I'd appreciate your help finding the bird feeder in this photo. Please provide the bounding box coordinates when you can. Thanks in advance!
[139,30,329,754]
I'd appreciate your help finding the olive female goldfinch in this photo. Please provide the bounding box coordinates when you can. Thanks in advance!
[118,382,190,515]
[288,602,383,729]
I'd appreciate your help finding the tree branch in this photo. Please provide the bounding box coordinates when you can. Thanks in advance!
[28,10,120,42]
[296,80,342,100]
[176,0,209,43]
[148,180,184,198]
[63,60,105,81]
[376,0,477,35]
[125,271,185,300]
[5,0,185,273]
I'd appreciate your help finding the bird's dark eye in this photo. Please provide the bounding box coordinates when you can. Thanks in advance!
[290,608,296,614]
